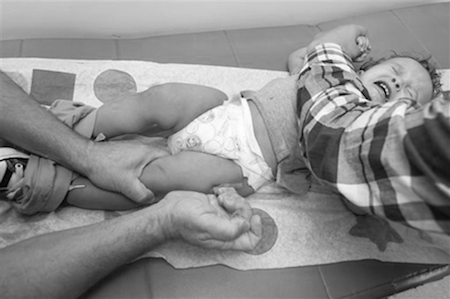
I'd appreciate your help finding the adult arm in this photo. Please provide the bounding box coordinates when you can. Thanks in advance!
[0,187,262,299]
[0,70,168,203]
[296,25,450,234]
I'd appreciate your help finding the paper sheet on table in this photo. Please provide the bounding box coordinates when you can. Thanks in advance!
[0,58,449,270]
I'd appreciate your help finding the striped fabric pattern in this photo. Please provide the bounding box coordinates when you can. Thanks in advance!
[296,43,450,234]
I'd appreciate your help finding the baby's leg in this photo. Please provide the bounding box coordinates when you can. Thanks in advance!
[141,151,255,201]
[93,83,227,139]
[65,177,141,210]
[65,151,253,211]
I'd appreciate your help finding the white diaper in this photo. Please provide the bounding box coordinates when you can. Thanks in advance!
[168,97,274,190]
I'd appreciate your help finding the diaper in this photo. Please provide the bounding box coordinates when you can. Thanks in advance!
[49,100,106,141]
[168,97,274,190]
[48,100,98,138]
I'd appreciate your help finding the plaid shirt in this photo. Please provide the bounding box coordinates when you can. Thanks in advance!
[296,43,450,235]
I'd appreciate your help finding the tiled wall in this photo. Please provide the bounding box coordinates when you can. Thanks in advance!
[1,3,448,71]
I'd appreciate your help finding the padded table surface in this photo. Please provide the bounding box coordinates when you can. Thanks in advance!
[1,2,449,298]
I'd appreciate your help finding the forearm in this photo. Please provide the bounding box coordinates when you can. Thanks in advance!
[297,43,361,111]
[0,206,166,299]
[0,70,92,175]
[305,24,368,61]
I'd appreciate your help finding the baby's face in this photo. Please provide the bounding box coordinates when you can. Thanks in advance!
[359,57,433,106]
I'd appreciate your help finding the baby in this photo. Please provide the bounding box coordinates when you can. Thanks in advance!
[0,30,441,215]
[1,80,282,213]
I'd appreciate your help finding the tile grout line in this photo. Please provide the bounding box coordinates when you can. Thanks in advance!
[19,39,24,57]
[318,266,333,299]
[114,39,119,60]
[390,9,439,67]
[223,30,242,68]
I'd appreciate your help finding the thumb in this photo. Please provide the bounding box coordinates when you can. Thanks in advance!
[250,213,263,239]
[355,36,371,62]
[122,178,156,204]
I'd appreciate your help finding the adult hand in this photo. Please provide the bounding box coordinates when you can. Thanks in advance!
[308,24,370,61]
[85,136,169,204]
[1,69,169,205]
[159,187,262,251]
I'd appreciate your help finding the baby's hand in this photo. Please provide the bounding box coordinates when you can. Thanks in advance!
[355,36,371,62]
[307,24,368,60]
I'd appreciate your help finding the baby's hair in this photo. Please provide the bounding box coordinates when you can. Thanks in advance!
[360,52,442,98]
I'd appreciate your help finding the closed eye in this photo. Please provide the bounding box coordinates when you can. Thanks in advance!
[392,62,404,75]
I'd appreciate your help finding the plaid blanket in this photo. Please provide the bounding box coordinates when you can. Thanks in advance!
[297,43,450,235]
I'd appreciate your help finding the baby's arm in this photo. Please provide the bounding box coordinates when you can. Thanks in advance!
[288,47,307,75]
[306,24,370,62]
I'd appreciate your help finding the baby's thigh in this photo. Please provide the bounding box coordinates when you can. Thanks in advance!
[142,151,244,194]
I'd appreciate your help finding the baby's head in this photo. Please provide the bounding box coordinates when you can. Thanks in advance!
[358,54,441,106]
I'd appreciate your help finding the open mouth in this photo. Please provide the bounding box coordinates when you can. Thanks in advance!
[374,81,391,100]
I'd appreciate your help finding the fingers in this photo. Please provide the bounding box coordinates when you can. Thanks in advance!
[213,181,245,191]
[250,213,263,239]
[214,187,251,219]
[123,178,156,204]
[309,24,369,61]
[197,205,250,243]
[215,210,263,251]
[118,141,168,203]
[206,194,229,218]
[342,25,369,60]
[355,36,371,62]
[212,187,263,250]
[209,187,252,237]
[349,25,370,60]
[168,188,262,251]
[243,214,263,251]
[213,186,237,199]
[135,139,170,163]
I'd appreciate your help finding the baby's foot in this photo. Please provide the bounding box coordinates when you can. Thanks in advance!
[213,186,243,205]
